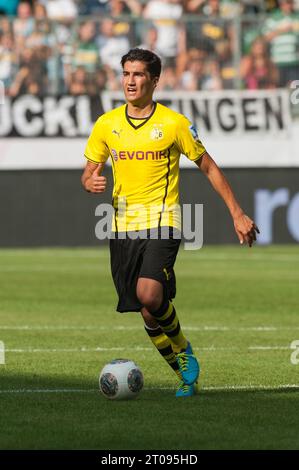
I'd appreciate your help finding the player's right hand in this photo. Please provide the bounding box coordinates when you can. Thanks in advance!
[234,213,259,247]
[85,164,107,193]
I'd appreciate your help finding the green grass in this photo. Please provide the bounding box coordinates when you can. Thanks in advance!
[0,245,299,450]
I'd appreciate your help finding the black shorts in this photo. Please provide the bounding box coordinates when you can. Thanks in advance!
[109,229,181,313]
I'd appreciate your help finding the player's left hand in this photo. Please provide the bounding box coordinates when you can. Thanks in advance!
[233,213,260,247]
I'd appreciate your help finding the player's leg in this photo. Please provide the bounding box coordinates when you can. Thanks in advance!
[137,277,200,387]
[141,308,199,397]
[140,306,182,380]
[137,277,188,352]
[139,287,199,397]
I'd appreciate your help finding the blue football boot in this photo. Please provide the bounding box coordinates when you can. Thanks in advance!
[176,341,200,386]
[175,379,199,398]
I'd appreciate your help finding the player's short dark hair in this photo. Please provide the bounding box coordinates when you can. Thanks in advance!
[121,48,162,79]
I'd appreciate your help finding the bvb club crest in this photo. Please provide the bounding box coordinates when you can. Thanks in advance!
[150,126,164,141]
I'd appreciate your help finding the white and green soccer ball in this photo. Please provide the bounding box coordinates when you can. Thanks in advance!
[99,359,144,400]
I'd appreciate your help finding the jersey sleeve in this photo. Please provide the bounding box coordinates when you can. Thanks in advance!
[84,116,110,164]
[175,115,207,162]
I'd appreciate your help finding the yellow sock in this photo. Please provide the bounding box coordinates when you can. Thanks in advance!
[155,301,188,352]
[144,325,182,378]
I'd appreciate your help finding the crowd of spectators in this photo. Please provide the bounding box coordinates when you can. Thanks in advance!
[0,0,298,95]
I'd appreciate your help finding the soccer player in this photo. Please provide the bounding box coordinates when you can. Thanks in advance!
[81,48,259,397]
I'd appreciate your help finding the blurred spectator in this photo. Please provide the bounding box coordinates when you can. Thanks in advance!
[203,59,222,89]
[240,37,280,89]
[242,16,264,55]
[79,0,142,16]
[104,66,122,90]
[203,0,227,19]
[33,3,71,94]
[178,46,223,90]
[0,31,15,88]
[266,0,279,11]
[215,38,236,88]
[108,4,132,43]
[13,1,34,50]
[0,0,20,16]
[186,0,233,58]
[180,59,205,90]
[63,20,100,93]
[73,21,99,73]
[38,1,75,47]
[26,4,57,93]
[41,0,78,20]
[179,49,207,90]
[202,0,221,15]
[184,0,241,15]
[9,47,48,95]
[34,2,48,20]
[78,0,108,15]
[97,18,130,73]
[68,66,89,94]
[143,0,186,61]
[263,0,299,86]
[94,68,108,91]
[86,68,112,94]
[108,0,143,17]
[138,24,164,57]
[184,0,205,13]
[156,64,178,90]
[0,17,11,34]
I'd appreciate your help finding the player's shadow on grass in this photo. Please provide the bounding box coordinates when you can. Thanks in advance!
[1,371,298,395]
[1,373,299,449]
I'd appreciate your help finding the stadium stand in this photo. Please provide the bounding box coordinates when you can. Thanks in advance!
[1,0,298,95]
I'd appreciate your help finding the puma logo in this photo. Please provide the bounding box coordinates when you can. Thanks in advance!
[112,129,123,138]
[163,268,170,281]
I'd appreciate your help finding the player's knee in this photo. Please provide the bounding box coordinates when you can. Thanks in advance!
[137,290,160,310]
[136,285,162,311]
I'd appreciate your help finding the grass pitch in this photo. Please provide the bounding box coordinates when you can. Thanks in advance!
[0,245,299,450]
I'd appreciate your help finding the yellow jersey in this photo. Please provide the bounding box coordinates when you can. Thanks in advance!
[84,102,206,231]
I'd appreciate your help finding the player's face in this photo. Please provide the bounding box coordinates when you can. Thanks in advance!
[122,61,158,106]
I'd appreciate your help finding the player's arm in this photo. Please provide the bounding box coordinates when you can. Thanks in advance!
[82,115,109,193]
[196,152,259,247]
[81,161,107,193]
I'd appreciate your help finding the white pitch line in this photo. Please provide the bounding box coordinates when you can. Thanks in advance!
[0,265,105,272]
[201,384,299,392]
[0,384,299,394]
[248,346,291,350]
[0,389,97,394]
[1,325,299,332]
[0,251,108,259]
[3,345,292,353]
[5,347,152,353]
[1,252,299,262]
[180,253,299,262]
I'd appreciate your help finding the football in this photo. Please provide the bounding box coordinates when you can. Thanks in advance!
[99,359,144,400]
